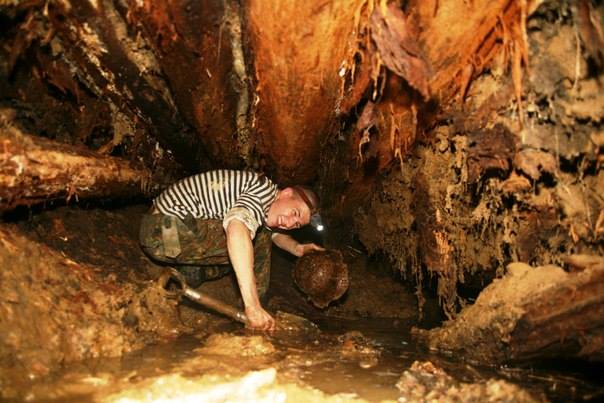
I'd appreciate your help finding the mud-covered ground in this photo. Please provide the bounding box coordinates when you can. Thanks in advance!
[6,317,560,403]
[0,202,422,399]
[1,204,602,402]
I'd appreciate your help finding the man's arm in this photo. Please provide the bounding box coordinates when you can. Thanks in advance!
[271,232,325,257]
[225,219,275,330]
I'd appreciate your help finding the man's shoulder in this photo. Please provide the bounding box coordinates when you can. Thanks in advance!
[186,169,276,189]
[226,170,276,186]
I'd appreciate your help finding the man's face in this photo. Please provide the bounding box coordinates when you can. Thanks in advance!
[267,189,311,230]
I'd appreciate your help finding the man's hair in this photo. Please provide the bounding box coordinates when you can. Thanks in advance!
[292,186,319,213]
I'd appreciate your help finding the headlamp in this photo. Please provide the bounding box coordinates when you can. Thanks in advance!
[310,213,325,232]
[292,185,326,232]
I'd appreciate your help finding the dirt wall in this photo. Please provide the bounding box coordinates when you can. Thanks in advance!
[0,208,191,397]
[353,1,604,317]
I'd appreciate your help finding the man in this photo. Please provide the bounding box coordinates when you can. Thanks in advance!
[139,169,324,330]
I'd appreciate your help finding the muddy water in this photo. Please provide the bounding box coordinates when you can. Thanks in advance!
[12,314,602,402]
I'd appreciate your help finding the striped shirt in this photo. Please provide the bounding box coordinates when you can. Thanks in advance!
[153,170,278,235]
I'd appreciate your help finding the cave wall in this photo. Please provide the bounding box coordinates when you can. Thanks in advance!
[0,222,184,395]
[1,0,534,187]
[352,1,604,317]
[318,0,537,224]
[0,0,367,184]
[246,0,363,183]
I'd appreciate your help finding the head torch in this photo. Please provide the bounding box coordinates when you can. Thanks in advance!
[310,213,325,232]
[292,186,326,232]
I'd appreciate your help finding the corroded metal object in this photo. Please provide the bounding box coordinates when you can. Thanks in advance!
[293,250,349,309]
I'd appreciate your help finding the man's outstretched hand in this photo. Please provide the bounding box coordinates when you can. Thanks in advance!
[295,243,325,257]
[245,304,276,331]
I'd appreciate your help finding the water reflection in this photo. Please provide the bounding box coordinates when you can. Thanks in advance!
[12,315,603,402]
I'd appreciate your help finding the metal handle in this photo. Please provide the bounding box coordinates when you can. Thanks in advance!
[182,287,249,324]
[161,268,249,325]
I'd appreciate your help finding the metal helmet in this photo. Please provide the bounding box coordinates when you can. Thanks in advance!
[293,249,349,309]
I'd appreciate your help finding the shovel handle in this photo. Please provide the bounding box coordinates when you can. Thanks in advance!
[182,287,249,324]
[162,268,249,325]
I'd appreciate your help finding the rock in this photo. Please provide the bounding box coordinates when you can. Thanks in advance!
[396,361,542,403]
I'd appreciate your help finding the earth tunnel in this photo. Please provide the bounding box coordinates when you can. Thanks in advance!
[1,0,603,401]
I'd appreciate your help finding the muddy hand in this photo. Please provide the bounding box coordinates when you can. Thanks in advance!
[245,305,275,331]
[297,243,325,256]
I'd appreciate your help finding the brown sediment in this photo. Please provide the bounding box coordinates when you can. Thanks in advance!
[0,0,602,400]
[413,261,604,364]
[352,1,604,322]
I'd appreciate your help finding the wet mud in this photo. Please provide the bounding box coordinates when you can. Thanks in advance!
[5,311,602,402]
[0,204,601,402]
[0,203,416,399]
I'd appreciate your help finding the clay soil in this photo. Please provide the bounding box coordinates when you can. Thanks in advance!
[1,1,603,400]
[1,204,602,402]
[0,202,422,399]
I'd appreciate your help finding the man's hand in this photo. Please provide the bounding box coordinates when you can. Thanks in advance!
[245,304,276,330]
[295,242,325,257]
[272,233,325,257]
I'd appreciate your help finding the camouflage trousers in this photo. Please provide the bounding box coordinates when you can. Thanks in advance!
[139,213,272,296]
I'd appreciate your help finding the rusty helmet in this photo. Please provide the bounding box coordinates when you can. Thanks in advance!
[293,249,349,309]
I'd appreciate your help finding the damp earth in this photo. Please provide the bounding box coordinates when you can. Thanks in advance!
[1,205,601,402]
[1,1,604,401]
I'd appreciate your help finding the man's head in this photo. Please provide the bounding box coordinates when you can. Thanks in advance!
[266,186,319,231]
